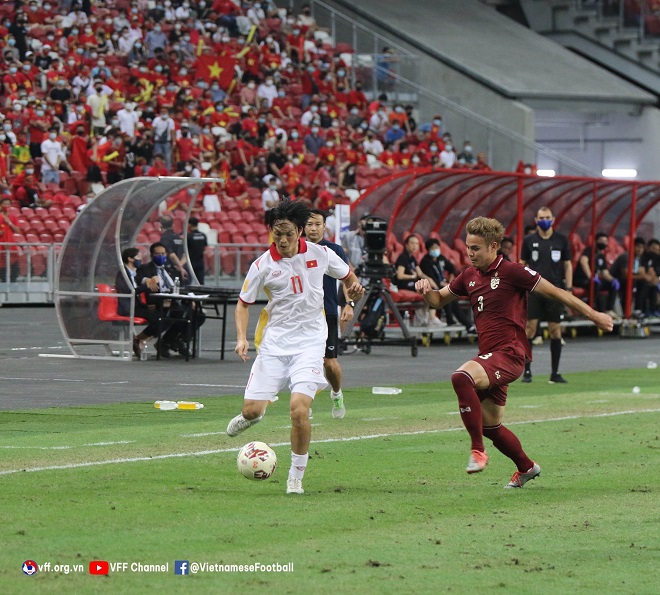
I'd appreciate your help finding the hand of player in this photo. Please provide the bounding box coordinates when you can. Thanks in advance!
[593,311,614,333]
[235,338,250,362]
[340,304,354,323]
[346,281,365,301]
[415,278,433,294]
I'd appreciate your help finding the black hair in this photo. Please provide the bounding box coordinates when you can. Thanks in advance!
[308,208,327,222]
[266,198,311,230]
[188,217,199,226]
[425,238,440,251]
[648,238,659,247]
[122,247,140,263]
[149,242,166,255]
[596,232,608,242]
[634,236,646,246]
[501,236,514,246]
[160,216,173,229]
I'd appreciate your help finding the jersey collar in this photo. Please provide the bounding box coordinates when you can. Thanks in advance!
[484,254,504,274]
[269,238,308,261]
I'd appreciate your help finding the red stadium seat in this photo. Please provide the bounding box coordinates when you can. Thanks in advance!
[97,284,148,325]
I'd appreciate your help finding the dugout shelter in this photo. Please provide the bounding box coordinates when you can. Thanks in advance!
[54,177,207,360]
[352,169,660,318]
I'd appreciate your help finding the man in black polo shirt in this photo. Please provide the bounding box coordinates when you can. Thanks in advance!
[520,207,572,384]
[187,217,208,284]
[160,216,188,284]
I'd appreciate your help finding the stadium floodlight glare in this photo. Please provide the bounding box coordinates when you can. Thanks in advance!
[537,169,556,177]
[602,168,637,178]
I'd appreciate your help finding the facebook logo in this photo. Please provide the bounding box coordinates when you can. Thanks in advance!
[174,560,189,575]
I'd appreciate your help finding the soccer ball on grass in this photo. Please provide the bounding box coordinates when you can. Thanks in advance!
[237,441,277,480]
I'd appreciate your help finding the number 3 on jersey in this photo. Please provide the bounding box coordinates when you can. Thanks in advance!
[291,275,303,294]
[477,295,484,311]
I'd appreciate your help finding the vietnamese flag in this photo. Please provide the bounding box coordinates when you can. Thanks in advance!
[197,55,236,90]
[306,260,318,268]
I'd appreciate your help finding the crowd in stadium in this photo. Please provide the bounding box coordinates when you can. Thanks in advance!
[0,0,496,220]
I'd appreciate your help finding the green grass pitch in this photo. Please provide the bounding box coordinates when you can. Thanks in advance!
[1,368,658,594]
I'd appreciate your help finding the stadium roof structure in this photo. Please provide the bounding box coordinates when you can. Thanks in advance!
[54,177,205,361]
[352,168,660,316]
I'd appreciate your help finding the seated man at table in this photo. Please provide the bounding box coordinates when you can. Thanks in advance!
[136,242,206,358]
[115,247,163,358]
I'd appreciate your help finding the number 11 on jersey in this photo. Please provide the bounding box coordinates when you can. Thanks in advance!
[291,275,303,294]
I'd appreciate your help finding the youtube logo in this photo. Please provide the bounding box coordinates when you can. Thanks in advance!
[89,561,109,575]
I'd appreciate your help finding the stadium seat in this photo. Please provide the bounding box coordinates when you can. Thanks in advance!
[97,284,148,325]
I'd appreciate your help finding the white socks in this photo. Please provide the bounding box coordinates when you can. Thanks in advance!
[331,389,343,400]
[289,452,308,480]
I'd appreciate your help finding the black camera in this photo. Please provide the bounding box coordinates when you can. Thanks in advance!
[363,216,388,265]
[357,216,393,281]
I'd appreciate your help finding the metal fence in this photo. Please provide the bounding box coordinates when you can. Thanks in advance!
[0,242,268,305]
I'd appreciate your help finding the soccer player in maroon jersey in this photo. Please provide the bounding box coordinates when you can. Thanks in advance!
[416,217,614,487]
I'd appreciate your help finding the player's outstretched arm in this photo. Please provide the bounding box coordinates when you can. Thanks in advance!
[415,279,456,310]
[235,300,251,361]
[533,278,614,332]
[342,272,366,302]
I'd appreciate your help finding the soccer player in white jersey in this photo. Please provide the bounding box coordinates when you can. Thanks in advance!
[226,199,365,494]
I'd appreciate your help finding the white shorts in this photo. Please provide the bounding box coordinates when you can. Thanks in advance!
[244,351,327,401]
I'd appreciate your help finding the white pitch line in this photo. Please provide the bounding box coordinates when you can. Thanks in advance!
[1,408,658,476]
[179,383,245,388]
[0,377,85,382]
[85,441,135,446]
[0,445,73,450]
[181,431,226,438]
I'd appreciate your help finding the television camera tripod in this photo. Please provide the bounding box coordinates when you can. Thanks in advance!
[340,262,418,357]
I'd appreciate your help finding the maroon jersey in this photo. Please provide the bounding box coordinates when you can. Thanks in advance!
[449,255,541,360]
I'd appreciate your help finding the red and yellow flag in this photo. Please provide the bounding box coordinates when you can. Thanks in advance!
[196,55,236,90]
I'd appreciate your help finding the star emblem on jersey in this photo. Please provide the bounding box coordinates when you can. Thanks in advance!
[490,277,500,289]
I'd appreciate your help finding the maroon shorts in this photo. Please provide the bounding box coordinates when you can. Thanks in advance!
[471,350,526,406]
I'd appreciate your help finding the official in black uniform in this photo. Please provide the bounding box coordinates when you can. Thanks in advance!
[304,209,352,419]
[520,207,572,384]
[160,216,188,284]
[187,217,208,284]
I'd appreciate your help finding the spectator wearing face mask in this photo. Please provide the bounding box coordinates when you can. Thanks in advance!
[262,176,280,212]
[86,82,109,136]
[143,25,168,58]
[40,127,71,186]
[304,125,324,156]
[439,141,456,169]
[574,232,619,314]
[457,141,476,167]
[257,76,278,108]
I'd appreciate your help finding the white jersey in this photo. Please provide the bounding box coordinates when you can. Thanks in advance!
[240,239,350,356]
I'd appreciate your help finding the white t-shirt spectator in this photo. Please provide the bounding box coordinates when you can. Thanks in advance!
[40,138,64,171]
[262,186,280,212]
[440,147,456,168]
[363,137,384,157]
[257,81,278,108]
[117,106,139,138]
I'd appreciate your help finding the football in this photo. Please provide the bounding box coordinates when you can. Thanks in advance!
[237,441,278,480]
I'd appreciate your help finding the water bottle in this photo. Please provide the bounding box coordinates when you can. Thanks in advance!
[140,344,148,361]
[173,276,180,295]
[403,310,410,329]
[372,387,403,395]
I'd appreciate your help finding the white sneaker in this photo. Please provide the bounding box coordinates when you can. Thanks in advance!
[226,414,263,437]
[286,477,304,494]
[428,316,447,327]
[532,336,544,346]
[331,391,346,419]
[504,462,541,488]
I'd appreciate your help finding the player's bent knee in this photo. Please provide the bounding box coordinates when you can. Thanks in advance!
[451,370,474,391]
[242,400,267,419]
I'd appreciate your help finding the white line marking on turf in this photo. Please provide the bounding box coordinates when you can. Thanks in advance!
[587,400,610,404]
[362,417,389,421]
[182,432,226,438]
[85,441,135,446]
[519,405,539,409]
[98,382,129,385]
[179,383,245,388]
[1,408,659,476]
[0,445,73,450]
[0,377,85,382]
